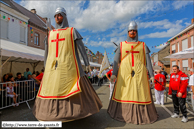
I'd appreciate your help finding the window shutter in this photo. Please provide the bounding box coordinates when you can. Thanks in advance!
[172,61,176,67]
[0,19,8,39]
[182,38,188,51]
[182,60,188,67]
[191,36,193,48]
[20,26,25,42]
[172,44,175,51]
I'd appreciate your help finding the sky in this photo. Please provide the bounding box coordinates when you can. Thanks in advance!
[15,0,194,63]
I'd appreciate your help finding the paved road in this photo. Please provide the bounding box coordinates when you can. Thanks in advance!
[0,82,194,129]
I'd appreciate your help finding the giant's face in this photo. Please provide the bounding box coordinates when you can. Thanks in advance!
[55,13,63,24]
[128,30,137,39]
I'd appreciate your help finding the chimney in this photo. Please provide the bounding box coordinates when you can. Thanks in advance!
[31,9,36,14]
[43,17,48,21]
[192,18,194,24]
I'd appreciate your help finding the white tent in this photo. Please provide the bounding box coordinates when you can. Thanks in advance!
[165,47,194,59]
[0,39,100,77]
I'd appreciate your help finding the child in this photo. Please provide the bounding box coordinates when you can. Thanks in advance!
[7,81,19,107]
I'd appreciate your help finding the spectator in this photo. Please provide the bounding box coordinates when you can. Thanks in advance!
[98,71,103,87]
[188,68,194,111]
[7,73,13,77]
[154,70,166,105]
[88,68,94,84]
[154,70,157,76]
[27,74,35,91]
[8,76,16,87]
[35,71,40,76]
[32,74,40,94]
[2,74,8,82]
[7,81,19,107]
[24,68,32,80]
[93,67,98,84]
[32,74,37,81]
[36,69,44,84]
[15,72,24,81]
[169,65,189,122]
[106,66,114,100]
[161,68,168,79]
[96,68,100,83]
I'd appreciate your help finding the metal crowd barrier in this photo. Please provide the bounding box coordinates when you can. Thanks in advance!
[0,80,36,110]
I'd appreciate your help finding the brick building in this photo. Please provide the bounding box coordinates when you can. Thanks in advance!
[169,18,194,73]
[81,46,104,64]
[95,51,104,64]
[158,44,170,74]
[8,0,55,50]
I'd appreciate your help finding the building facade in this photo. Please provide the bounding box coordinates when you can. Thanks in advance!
[158,44,170,74]
[1,0,55,50]
[79,46,104,64]
[151,52,158,66]
[0,0,29,44]
[169,18,194,73]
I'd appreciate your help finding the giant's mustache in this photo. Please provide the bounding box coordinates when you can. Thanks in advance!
[130,32,135,35]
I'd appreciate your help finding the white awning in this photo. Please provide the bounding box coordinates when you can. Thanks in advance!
[165,46,194,59]
[0,39,101,67]
[1,39,44,62]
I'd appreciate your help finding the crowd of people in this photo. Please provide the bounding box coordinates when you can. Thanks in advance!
[1,66,113,108]
[153,65,194,123]
[1,68,44,107]
[85,66,113,87]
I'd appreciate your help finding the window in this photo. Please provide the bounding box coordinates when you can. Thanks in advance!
[172,44,176,53]
[191,36,193,48]
[20,26,25,42]
[34,33,39,45]
[172,61,176,67]
[0,19,8,39]
[182,38,188,51]
[182,60,188,71]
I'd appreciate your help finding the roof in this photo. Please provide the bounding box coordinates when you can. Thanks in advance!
[168,23,194,41]
[2,0,54,30]
[1,0,22,14]
[158,60,170,65]
[158,43,170,52]
[36,15,55,30]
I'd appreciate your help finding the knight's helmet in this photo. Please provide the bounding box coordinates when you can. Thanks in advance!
[128,21,138,31]
[126,21,138,42]
[54,7,69,29]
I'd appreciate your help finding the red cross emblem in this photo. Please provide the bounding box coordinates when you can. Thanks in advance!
[51,33,65,57]
[126,46,139,67]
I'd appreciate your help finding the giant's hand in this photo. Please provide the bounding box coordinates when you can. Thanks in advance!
[110,75,116,84]
[150,77,155,85]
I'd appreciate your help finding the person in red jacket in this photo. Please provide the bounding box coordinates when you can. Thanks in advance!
[154,70,166,105]
[169,65,189,123]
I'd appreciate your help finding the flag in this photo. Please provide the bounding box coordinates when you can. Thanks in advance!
[98,51,110,76]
